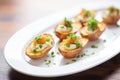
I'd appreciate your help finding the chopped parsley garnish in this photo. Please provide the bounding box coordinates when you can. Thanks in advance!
[35,37,41,42]
[85,10,91,17]
[91,45,98,48]
[87,19,98,31]
[109,6,115,13]
[76,55,80,58]
[33,49,37,54]
[64,17,73,28]
[45,60,51,65]
[51,51,55,57]
[72,59,77,62]
[103,39,106,43]
[80,53,86,57]
[39,44,42,48]
[74,41,82,48]
[65,43,70,48]
[69,33,77,40]
[46,38,50,42]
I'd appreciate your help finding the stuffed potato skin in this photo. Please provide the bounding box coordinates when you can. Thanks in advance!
[26,34,54,59]
[58,33,88,58]
[102,6,120,24]
[55,18,81,40]
[75,9,96,24]
[80,19,106,41]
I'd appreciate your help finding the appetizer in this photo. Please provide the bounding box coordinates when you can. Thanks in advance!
[55,17,81,40]
[75,9,96,24]
[80,19,106,41]
[58,33,88,58]
[102,6,120,24]
[26,34,54,59]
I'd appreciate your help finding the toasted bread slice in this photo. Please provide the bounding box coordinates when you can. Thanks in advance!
[58,33,88,58]
[80,20,106,41]
[26,34,54,59]
[55,18,81,40]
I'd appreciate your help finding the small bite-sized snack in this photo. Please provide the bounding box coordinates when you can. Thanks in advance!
[102,6,120,24]
[55,17,81,40]
[75,9,96,24]
[58,33,88,58]
[80,19,106,41]
[26,34,54,59]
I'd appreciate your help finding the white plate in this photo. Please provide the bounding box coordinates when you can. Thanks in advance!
[4,3,120,77]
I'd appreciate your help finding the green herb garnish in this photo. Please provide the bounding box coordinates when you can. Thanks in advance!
[80,53,86,57]
[103,39,106,43]
[33,49,37,54]
[74,41,82,48]
[46,38,50,42]
[87,19,98,31]
[39,44,42,48]
[91,45,98,48]
[109,6,115,13]
[65,43,70,48]
[68,33,77,40]
[72,59,77,62]
[64,17,73,28]
[35,37,41,42]
[46,60,51,65]
[51,51,55,57]
[76,55,80,58]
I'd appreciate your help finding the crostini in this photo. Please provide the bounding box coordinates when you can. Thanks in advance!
[26,34,54,59]
[58,33,88,58]
[75,9,96,24]
[55,17,81,40]
[102,6,120,24]
[80,19,106,41]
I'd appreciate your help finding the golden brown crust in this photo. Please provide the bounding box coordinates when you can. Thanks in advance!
[25,34,54,59]
[58,38,88,58]
[55,22,81,40]
[80,22,106,41]
[74,9,96,23]
[103,16,120,24]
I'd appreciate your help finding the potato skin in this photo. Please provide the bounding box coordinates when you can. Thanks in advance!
[58,38,88,58]
[55,22,81,40]
[80,22,106,41]
[26,34,54,60]
[103,16,120,24]
[26,46,52,59]
[80,28,105,41]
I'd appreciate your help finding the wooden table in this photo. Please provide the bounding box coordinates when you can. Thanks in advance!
[1,0,120,80]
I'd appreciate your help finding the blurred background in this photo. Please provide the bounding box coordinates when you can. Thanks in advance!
[1,0,120,80]
[0,0,120,48]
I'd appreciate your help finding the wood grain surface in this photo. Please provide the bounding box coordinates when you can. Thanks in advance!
[0,0,120,80]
